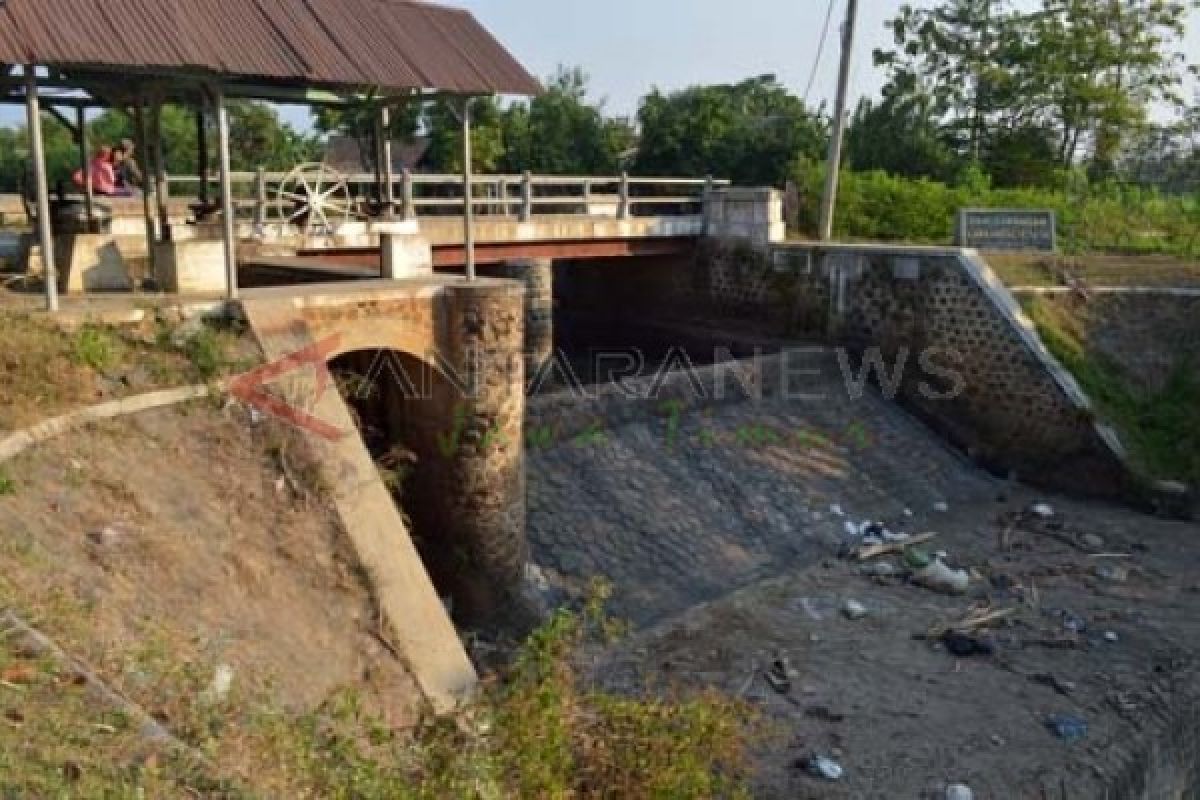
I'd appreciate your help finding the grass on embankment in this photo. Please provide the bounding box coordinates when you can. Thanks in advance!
[0,582,757,798]
[1022,296,1200,487]
[986,253,1200,289]
[0,311,253,431]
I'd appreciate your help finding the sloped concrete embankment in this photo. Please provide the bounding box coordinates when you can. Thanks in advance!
[526,348,998,626]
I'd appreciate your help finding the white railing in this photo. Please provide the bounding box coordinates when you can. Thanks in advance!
[167,170,728,225]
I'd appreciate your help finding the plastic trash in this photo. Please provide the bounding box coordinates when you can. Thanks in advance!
[942,631,995,657]
[861,561,900,578]
[1045,713,1088,743]
[842,599,868,620]
[946,784,974,800]
[806,755,844,781]
[914,559,970,594]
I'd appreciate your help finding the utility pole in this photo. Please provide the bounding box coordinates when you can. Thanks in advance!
[818,0,858,242]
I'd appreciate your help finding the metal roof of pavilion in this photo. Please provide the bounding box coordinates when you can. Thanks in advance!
[0,0,541,96]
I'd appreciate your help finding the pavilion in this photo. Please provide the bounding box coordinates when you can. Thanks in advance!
[0,0,540,310]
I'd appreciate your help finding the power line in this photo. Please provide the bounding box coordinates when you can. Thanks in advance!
[804,0,840,105]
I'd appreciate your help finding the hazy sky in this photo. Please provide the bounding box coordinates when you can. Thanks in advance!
[460,0,1200,118]
[2,0,1197,129]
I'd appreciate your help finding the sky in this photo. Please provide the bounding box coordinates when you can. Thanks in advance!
[2,0,1198,130]
[455,0,1200,120]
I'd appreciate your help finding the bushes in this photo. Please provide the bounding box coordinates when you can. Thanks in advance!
[256,585,757,799]
[1023,296,1200,486]
[790,160,1200,257]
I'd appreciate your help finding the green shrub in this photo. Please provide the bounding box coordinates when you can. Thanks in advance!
[69,325,118,372]
[790,159,1200,258]
[258,584,757,799]
[1024,297,1200,485]
[0,467,14,495]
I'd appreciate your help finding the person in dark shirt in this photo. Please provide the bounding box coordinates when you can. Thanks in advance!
[113,139,143,192]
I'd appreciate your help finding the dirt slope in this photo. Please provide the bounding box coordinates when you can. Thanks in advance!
[0,401,422,793]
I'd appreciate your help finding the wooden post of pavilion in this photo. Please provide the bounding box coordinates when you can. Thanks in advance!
[75,106,95,232]
[460,97,475,281]
[133,104,159,279]
[24,65,58,311]
[212,86,238,299]
[196,107,210,209]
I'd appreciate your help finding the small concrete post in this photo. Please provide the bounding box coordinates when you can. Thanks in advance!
[400,168,416,220]
[254,166,267,230]
[214,87,238,299]
[617,171,630,220]
[520,170,533,222]
[76,105,95,232]
[24,65,58,311]
[583,179,592,214]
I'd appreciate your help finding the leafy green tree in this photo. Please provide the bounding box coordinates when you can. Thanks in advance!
[422,97,507,173]
[634,75,826,186]
[876,0,1195,184]
[845,92,959,182]
[1022,0,1193,177]
[498,66,634,174]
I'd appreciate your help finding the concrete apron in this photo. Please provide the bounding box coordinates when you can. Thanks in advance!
[239,298,477,714]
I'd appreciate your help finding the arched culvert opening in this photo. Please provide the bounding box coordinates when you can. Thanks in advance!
[330,348,529,631]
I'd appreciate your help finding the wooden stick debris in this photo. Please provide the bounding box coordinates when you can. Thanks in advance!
[924,606,1018,640]
[855,532,937,561]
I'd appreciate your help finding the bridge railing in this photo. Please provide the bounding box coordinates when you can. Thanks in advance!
[166,170,729,225]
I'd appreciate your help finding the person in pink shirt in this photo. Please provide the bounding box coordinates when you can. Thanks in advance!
[89,147,119,196]
[73,146,134,197]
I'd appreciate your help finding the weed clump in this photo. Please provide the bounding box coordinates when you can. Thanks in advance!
[1025,296,1200,486]
[69,325,118,372]
[256,586,757,799]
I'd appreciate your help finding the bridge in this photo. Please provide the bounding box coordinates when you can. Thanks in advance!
[10,171,786,295]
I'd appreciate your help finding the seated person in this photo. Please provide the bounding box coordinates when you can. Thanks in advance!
[72,146,131,197]
[113,140,143,192]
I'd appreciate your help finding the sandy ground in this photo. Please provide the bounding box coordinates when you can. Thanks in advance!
[591,488,1200,798]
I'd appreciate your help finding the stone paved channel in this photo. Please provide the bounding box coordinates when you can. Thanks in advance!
[526,353,1000,626]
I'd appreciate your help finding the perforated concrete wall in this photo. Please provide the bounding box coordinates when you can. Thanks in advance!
[697,240,1132,497]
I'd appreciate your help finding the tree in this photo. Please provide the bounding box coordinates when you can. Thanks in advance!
[874,0,1025,162]
[845,93,958,182]
[498,66,634,174]
[310,68,633,177]
[421,97,507,173]
[634,75,826,186]
[1023,0,1193,177]
[875,0,1194,184]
